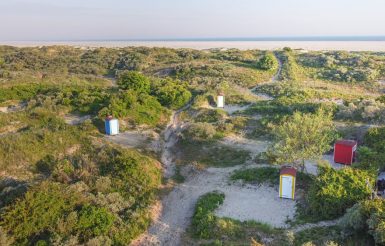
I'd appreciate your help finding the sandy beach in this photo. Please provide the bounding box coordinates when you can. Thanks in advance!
[1,41,385,51]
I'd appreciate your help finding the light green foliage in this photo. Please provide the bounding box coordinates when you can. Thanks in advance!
[278,50,302,81]
[297,51,383,83]
[356,127,385,171]
[76,205,115,240]
[270,109,336,170]
[99,90,169,126]
[337,99,385,124]
[151,78,191,109]
[230,167,279,185]
[116,71,151,93]
[307,165,375,220]
[0,182,81,244]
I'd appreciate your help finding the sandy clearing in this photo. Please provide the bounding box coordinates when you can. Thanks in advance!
[106,130,161,153]
[0,102,27,114]
[305,154,348,175]
[63,114,91,125]
[215,183,295,228]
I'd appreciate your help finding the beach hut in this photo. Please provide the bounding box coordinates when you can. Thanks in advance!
[333,140,357,165]
[105,116,119,135]
[217,93,225,108]
[279,166,296,200]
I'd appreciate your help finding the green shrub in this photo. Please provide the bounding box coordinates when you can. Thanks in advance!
[257,52,278,70]
[307,165,375,219]
[151,78,191,109]
[100,90,169,126]
[117,71,150,93]
[340,199,385,245]
[76,205,115,240]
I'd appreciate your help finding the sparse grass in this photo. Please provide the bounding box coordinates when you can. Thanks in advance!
[178,140,251,167]
[230,166,279,186]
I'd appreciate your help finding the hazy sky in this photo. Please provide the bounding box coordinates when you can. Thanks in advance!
[1,0,385,40]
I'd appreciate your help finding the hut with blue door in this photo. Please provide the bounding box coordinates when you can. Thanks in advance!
[105,116,119,135]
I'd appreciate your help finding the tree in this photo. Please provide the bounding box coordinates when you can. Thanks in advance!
[151,78,192,109]
[116,71,150,93]
[270,109,336,171]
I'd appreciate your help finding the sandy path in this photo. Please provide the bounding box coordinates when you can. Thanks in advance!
[291,218,341,233]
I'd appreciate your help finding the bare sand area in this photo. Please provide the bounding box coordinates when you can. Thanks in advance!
[2,41,385,51]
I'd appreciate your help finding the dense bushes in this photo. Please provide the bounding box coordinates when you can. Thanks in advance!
[117,71,151,93]
[150,78,191,109]
[0,182,82,245]
[356,126,385,171]
[307,165,375,219]
[99,90,169,126]
[0,145,161,245]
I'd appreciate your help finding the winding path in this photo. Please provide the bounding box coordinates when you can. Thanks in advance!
[132,54,284,246]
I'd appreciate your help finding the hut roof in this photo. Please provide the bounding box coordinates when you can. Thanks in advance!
[280,166,297,177]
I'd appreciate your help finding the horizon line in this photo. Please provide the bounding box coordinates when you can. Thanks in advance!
[3,35,385,42]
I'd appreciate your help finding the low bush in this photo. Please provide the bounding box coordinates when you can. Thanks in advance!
[182,122,218,141]
[117,71,150,93]
[191,192,225,239]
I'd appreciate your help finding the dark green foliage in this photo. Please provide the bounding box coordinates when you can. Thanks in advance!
[76,205,115,240]
[151,78,191,109]
[117,71,151,93]
[307,165,375,220]
[0,83,54,103]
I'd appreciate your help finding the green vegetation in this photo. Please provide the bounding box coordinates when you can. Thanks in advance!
[117,71,151,93]
[230,167,279,186]
[151,78,191,109]
[356,126,385,171]
[257,52,278,71]
[269,109,336,171]
[340,199,385,245]
[306,165,375,220]
[0,146,161,245]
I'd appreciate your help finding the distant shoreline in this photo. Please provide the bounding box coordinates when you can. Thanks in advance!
[1,40,385,51]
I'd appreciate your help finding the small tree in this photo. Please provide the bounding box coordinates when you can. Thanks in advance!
[270,109,336,171]
[117,71,150,93]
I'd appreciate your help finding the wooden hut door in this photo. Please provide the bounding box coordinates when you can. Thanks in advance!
[281,176,293,199]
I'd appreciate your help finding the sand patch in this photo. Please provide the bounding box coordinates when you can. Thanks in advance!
[215,183,295,228]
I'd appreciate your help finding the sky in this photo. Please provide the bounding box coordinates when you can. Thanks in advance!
[0,0,385,41]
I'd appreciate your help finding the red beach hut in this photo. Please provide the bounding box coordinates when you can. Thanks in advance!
[333,140,357,165]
